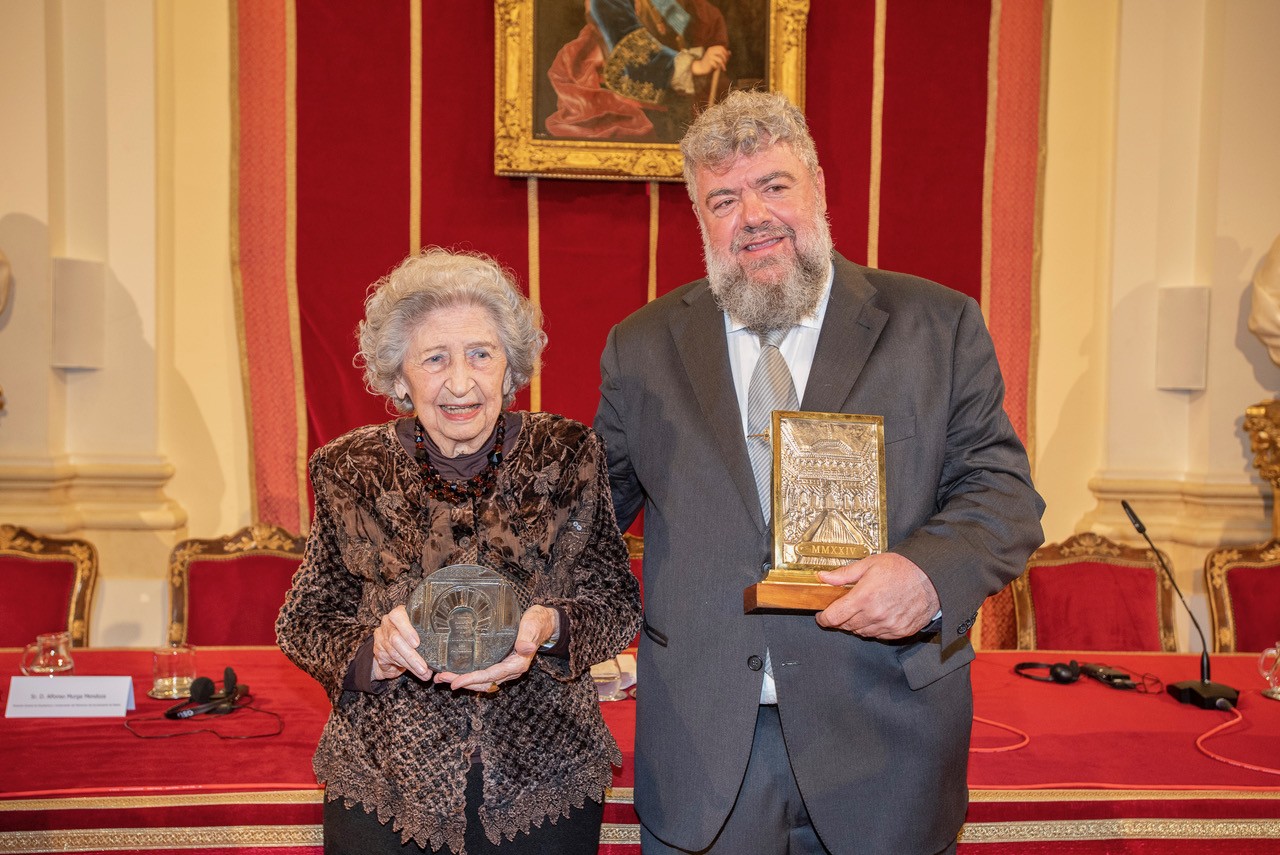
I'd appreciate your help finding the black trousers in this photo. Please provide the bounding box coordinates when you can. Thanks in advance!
[639,705,959,855]
[324,764,604,855]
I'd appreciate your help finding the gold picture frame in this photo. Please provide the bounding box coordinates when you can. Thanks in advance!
[495,0,810,181]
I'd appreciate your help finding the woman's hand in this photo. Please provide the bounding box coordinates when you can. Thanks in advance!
[372,605,433,682]
[435,604,559,693]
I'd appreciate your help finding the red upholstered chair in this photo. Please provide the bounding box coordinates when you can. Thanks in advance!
[1204,540,1280,653]
[0,525,98,647]
[1010,532,1177,652]
[166,524,306,645]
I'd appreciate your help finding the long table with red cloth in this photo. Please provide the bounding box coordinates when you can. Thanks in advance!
[0,648,1276,854]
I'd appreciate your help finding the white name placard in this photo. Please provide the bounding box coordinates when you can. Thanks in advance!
[5,676,136,718]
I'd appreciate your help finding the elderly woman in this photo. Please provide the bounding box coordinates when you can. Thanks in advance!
[277,248,642,855]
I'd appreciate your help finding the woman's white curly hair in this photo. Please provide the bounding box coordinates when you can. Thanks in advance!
[357,248,546,411]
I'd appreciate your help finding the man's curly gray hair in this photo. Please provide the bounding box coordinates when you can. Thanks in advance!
[357,248,546,411]
[680,90,821,201]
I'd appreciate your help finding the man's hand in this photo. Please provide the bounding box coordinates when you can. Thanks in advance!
[814,553,939,638]
[692,45,730,77]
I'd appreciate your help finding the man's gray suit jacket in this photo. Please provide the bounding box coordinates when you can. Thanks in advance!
[594,253,1045,855]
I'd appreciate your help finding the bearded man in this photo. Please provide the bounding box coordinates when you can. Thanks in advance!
[594,90,1044,855]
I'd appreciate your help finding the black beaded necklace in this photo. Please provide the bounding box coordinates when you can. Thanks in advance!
[413,417,505,504]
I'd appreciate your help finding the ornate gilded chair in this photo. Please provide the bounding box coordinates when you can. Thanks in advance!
[0,525,98,647]
[1010,532,1177,652]
[623,532,644,567]
[1204,540,1280,653]
[975,588,1018,649]
[167,523,306,646]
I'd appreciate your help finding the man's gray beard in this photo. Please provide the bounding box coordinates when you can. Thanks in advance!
[703,214,833,335]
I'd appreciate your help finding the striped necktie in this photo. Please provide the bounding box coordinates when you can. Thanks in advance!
[746,328,799,524]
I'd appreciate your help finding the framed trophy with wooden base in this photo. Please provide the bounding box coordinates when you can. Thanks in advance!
[744,411,888,613]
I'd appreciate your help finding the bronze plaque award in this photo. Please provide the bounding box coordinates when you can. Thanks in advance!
[408,565,521,673]
[744,412,888,613]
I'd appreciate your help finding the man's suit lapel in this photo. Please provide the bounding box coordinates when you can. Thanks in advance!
[667,256,886,532]
[670,282,768,532]
[802,254,888,413]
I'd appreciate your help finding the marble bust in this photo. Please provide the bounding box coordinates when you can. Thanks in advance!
[1248,233,1280,366]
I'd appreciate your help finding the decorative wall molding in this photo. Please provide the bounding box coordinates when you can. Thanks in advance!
[1083,475,1269,548]
[0,456,186,533]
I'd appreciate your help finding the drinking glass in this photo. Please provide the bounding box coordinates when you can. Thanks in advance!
[20,631,75,676]
[149,644,197,699]
[1260,642,1280,701]
[591,658,626,701]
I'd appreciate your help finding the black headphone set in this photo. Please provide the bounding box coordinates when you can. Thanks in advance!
[163,667,250,719]
[1014,660,1137,690]
[126,665,282,739]
[1015,659,1083,684]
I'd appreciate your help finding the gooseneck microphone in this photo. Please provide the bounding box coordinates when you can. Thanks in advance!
[1121,500,1238,710]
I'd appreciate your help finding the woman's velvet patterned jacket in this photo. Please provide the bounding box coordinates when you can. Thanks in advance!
[276,412,642,853]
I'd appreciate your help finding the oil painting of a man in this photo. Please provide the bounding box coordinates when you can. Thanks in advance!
[537,0,767,143]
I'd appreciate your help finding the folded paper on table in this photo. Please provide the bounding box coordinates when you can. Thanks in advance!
[5,676,136,718]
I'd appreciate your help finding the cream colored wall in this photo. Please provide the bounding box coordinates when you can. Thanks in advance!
[1037,0,1277,651]
[2,0,183,648]
[0,1,243,648]
[1035,0,1116,545]
[2,0,1276,650]
[159,2,250,543]
[0,0,59,469]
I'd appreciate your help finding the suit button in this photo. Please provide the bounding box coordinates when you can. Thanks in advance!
[748,655,764,671]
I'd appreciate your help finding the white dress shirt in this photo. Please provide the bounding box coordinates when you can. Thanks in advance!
[724,265,833,703]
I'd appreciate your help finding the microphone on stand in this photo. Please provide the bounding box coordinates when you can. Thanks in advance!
[1120,500,1239,710]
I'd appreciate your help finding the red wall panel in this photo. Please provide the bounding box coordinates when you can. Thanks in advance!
[420,1,530,279]
[236,0,1042,529]
[295,3,415,447]
[878,0,991,302]
[537,180,651,424]
[805,0,876,265]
